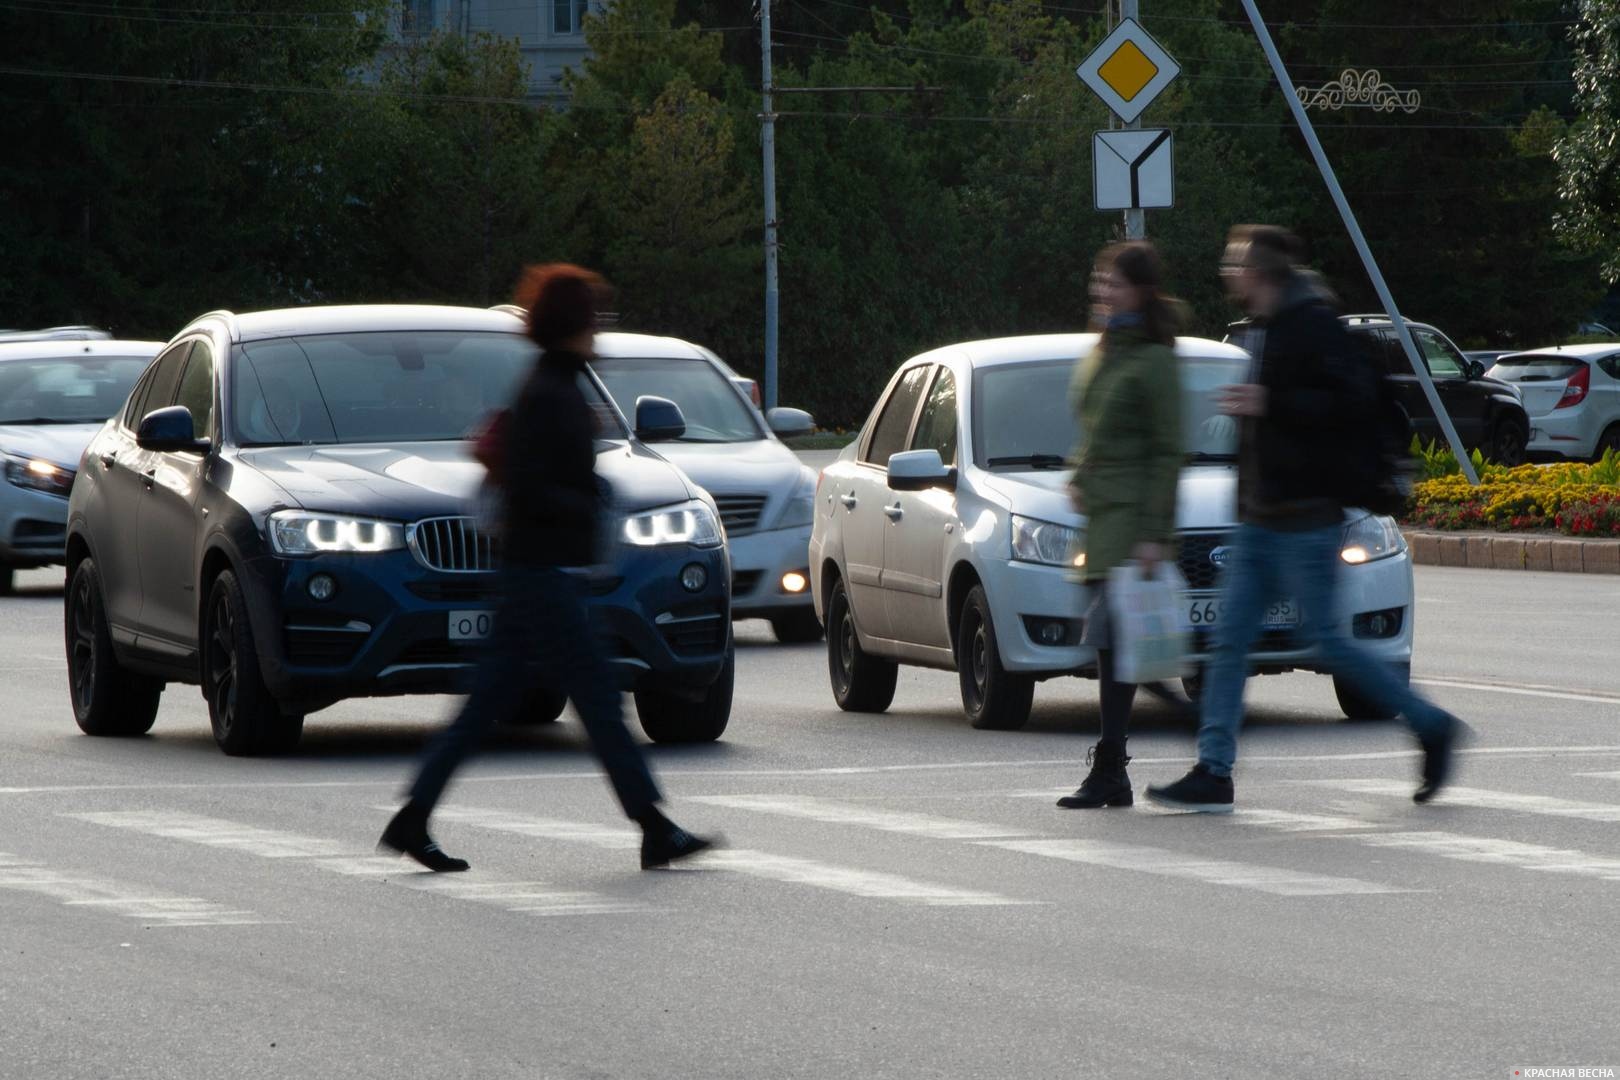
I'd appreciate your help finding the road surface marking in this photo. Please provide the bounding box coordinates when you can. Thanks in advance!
[67,811,648,919]
[433,805,1032,906]
[1294,780,1620,822]
[0,851,264,927]
[1413,677,1620,706]
[979,839,1408,897]
[689,794,1030,840]
[1350,831,1620,882]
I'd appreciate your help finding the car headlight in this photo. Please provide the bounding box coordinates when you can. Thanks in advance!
[622,499,724,548]
[1341,513,1405,565]
[775,468,817,530]
[4,454,75,498]
[268,510,406,556]
[1011,514,1084,568]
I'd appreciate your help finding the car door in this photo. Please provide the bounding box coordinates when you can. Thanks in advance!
[1372,329,1438,446]
[838,363,932,641]
[91,341,190,637]
[136,338,216,652]
[883,364,959,648]
[1412,328,1483,449]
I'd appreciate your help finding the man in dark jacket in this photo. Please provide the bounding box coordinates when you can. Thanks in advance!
[381,265,713,871]
[1147,226,1464,812]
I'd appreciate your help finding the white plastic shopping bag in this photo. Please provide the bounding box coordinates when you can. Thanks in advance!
[1106,560,1191,684]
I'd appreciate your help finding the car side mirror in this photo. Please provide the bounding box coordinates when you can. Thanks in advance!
[886,448,956,492]
[136,405,210,454]
[1464,359,1485,380]
[634,395,686,442]
[766,407,814,439]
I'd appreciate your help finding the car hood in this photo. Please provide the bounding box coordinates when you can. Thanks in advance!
[649,438,804,497]
[236,439,696,520]
[976,463,1243,530]
[0,422,105,471]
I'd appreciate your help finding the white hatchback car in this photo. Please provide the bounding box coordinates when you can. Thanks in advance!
[809,334,1416,729]
[1487,345,1620,460]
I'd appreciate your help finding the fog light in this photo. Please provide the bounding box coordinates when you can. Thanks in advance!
[781,571,808,594]
[680,563,708,592]
[1039,621,1065,645]
[307,573,337,601]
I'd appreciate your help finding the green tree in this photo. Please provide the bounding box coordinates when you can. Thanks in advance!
[1555,0,1620,283]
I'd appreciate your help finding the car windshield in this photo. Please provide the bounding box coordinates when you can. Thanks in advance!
[590,356,760,443]
[0,356,149,424]
[974,353,1251,468]
[1487,356,1587,382]
[233,331,623,446]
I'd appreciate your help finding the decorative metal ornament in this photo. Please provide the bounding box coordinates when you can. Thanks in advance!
[1293,69,1421,114]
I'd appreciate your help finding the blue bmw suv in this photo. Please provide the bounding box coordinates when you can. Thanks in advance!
[64,305,733,755]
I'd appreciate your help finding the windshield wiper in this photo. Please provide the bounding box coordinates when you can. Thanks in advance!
[987,454,1068,469]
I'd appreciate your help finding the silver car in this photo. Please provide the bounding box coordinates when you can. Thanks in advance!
[588,332,822,643]
[1487,344,1620,460]
[0,339,158,591]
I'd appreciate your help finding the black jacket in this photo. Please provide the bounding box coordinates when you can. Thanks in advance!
[1238,278,1375,529]
[503,348,602,567]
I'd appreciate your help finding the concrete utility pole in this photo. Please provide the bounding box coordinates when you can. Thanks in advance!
[1121,0,1145,240]
[759,0,780,411]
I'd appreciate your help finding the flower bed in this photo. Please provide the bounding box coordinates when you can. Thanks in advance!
[1403,446,1620,537]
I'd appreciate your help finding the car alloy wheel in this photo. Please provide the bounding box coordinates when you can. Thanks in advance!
[63,557,161,736]
[206,590,239,737]
[1489,418,1527,466]
[68,572,99,714]
[203,570,302,756]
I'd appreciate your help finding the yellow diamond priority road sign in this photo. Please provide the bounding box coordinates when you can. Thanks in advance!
[1076,18,1180,124]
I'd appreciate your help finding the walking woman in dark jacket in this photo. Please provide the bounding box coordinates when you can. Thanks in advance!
[381,264,713,871]
[1059,241,1184,810]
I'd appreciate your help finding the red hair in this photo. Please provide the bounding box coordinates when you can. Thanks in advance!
[512,263,612,350]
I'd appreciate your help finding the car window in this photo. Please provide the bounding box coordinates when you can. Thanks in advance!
[909,367,958,466]
[1487,355,1587,383]
[0,354,149,425]
[590,356,760,443]
[1597,356,1620,381]
[233,331,611,446]
[173,341,216,438]
[1414,329,1465,379]
[126,342,192,428]
[864,365,931,467]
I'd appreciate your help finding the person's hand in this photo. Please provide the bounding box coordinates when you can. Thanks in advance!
[1132,541,1168,573]
[1069,485,1086,514]
[1217,383,1268,418]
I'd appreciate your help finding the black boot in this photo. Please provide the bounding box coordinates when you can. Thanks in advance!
[1057,742,1133,809]
[379,802,470,873]
[636,808,717,870]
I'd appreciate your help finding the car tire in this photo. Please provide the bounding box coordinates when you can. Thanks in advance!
[957,585,1034,730]
[0,566,14,596]
[506,686,567,725]
[1333,662,1409,721]
[64,558,163,737]
[826,576,897,713]
[1487,415,1528,467]
[1595,423,1620,461]
[770,608,824,644]
[635,645,733,743]
[203,570,304,755]
[1181,668,1204,705]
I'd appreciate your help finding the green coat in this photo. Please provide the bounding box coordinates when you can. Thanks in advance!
[1069,329,1184,582]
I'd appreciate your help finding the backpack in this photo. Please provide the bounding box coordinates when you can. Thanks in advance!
[1334,341,1414,516]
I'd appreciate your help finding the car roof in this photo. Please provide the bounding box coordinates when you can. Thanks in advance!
[0,339,163,361]
[186,305,714,359]
[1497,344,1620,361]
[914,333,1248,369]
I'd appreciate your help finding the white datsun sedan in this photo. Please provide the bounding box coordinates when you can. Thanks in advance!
[808,334,1415,729]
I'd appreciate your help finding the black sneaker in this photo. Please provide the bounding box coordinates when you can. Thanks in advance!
[1145,765,1234,813]
[640,824,716,870]
[379,806,471,873]
[1414,713,1465,804]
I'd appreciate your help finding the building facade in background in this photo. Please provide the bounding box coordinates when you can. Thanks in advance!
[397,0,601,99]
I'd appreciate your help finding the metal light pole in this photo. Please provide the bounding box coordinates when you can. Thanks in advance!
[759,0,780,411]
[1238,0,1478,485]
[1121,0,1145,240]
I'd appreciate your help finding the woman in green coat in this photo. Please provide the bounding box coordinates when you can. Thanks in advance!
[1059,241,1184,810]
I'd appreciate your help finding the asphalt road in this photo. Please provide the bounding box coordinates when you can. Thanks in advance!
[3,563,1618,1080]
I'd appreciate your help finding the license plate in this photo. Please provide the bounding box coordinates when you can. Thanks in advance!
[448,610,494,641]
[1187,597,1300,630]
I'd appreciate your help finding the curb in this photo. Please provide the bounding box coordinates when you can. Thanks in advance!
[1402,529,1620,574]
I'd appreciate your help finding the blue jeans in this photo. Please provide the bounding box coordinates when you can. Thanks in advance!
[1196,523,1449,778]
[408,563,661,818]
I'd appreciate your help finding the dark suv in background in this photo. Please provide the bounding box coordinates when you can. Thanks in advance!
[1340,316,1529,465]
[65,305,734,756]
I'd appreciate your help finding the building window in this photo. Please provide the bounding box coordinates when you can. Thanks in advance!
[402,0,436,34]
[553,0,589,35]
